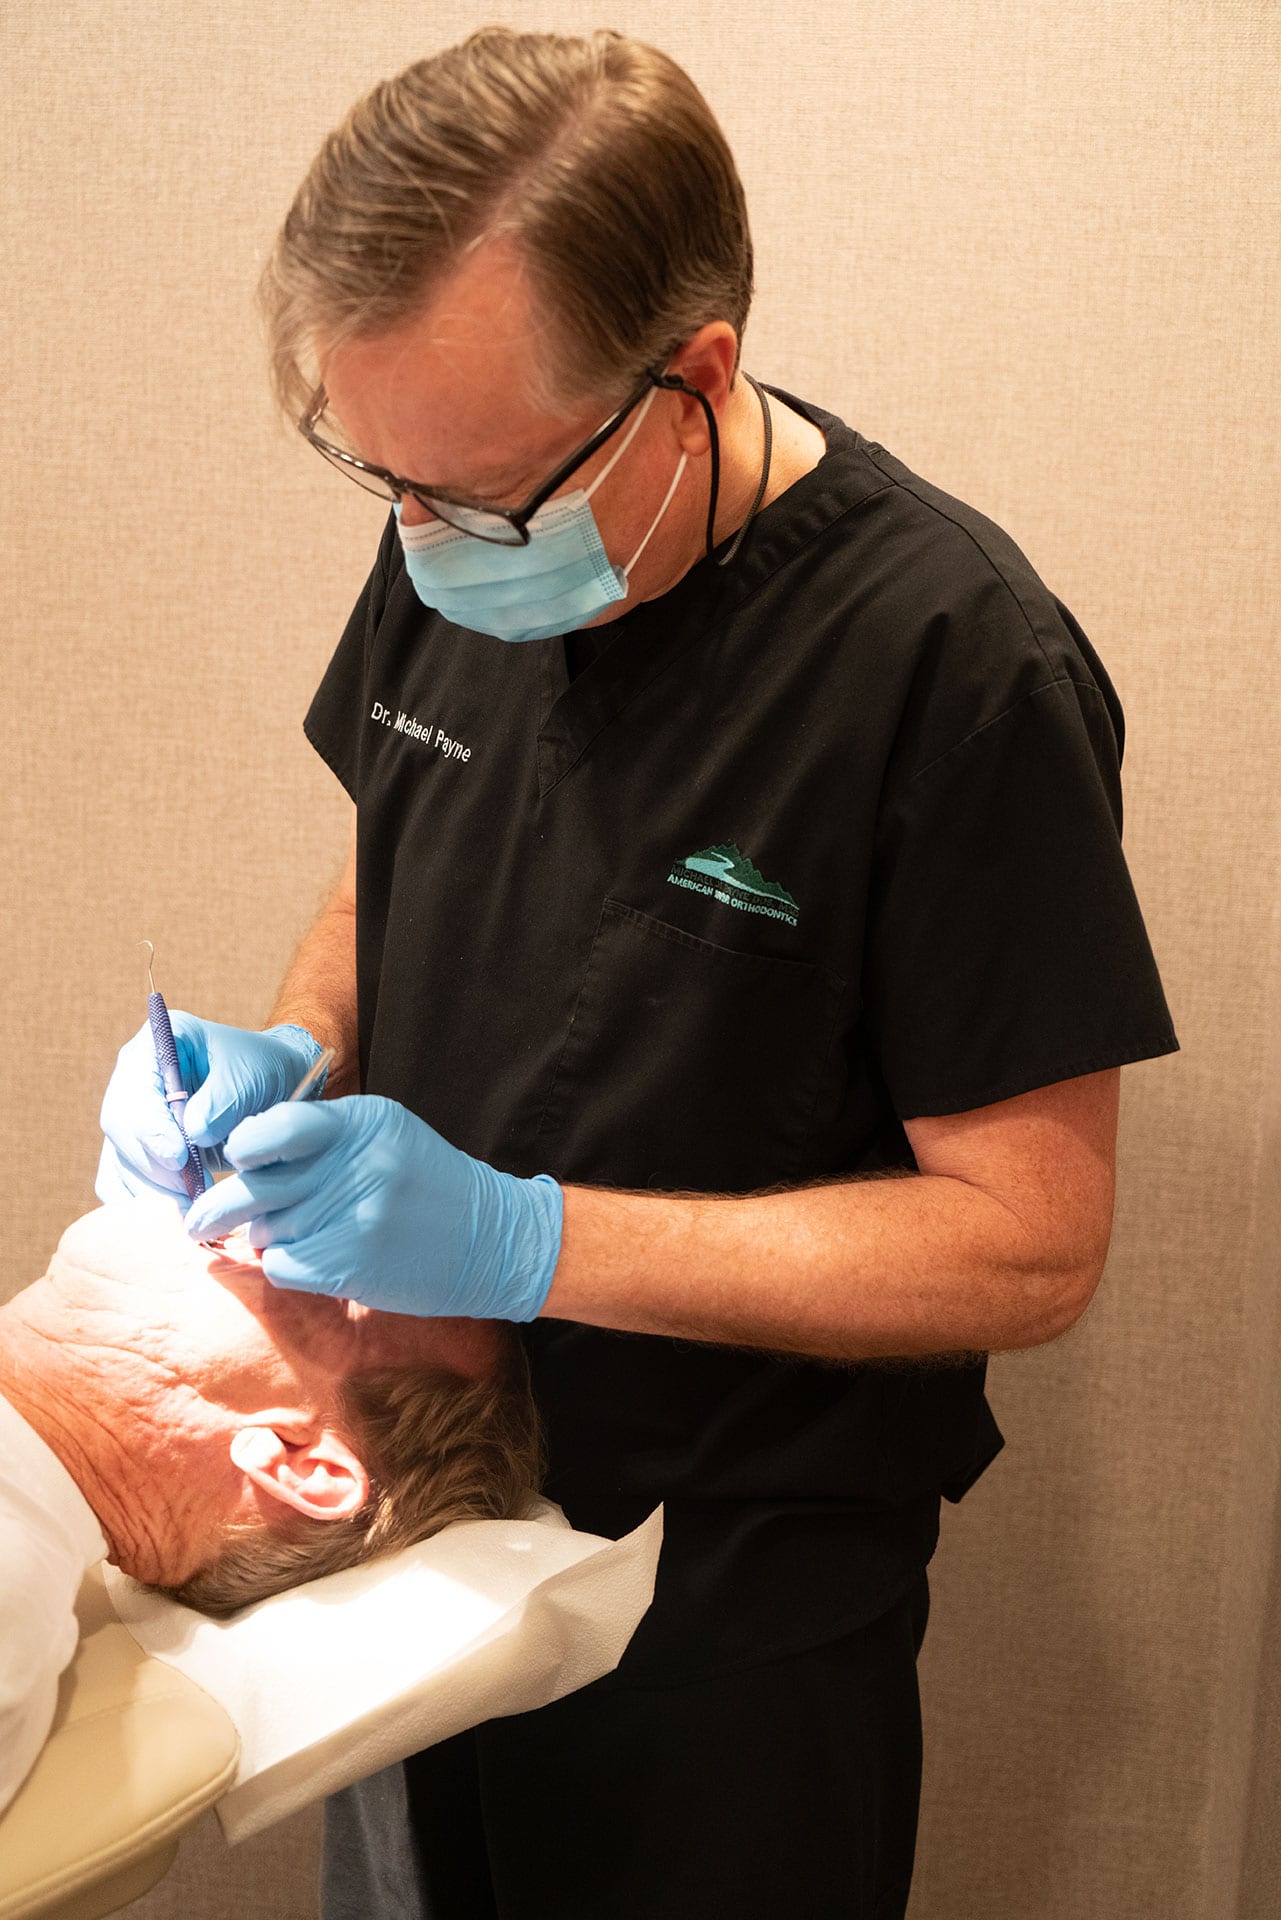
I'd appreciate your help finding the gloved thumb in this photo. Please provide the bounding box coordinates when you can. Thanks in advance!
[160,1011,218,1145]
[182,1076,231,1147]
[185,1039,279,1147]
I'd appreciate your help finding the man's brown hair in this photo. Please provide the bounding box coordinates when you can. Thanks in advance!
[258,25,754,422]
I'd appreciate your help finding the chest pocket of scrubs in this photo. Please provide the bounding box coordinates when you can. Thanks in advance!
[536,898,846,1192]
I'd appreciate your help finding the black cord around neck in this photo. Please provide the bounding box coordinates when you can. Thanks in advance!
[716,373,773,569]
[648,366,774,568]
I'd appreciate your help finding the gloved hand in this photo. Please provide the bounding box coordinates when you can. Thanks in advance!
[181,1095,564,1321]
[97,1016,325,1208]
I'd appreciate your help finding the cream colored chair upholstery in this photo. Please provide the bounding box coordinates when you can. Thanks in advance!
[0,1566,238,1920]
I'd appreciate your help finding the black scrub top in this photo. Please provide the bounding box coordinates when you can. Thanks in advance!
[304,384,1179,1684]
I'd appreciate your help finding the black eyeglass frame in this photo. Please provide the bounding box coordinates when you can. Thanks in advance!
[297,361,723,551]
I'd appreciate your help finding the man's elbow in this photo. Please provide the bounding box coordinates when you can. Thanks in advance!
[981,1184,1114,1349]
[1028,1225,1114,1346]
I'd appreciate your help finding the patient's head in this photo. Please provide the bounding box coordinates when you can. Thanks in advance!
[0,1201,544,1616]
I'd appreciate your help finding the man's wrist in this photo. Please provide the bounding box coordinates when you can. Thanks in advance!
[265,1023,327,1096]
[267,1005,360,1099]
[468,1162,564,1322]
[519,1173,564,1320]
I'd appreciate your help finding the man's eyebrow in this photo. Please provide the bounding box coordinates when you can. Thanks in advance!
[449,465,561,507]
[464,464,530,492]
[325,407,537,494]
[463,455,547,492]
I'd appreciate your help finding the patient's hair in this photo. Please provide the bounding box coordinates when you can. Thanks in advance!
[157,1335,545,1617]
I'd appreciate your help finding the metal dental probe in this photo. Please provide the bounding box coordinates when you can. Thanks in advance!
[140,940,208,1204]
[286,1047,336,1103]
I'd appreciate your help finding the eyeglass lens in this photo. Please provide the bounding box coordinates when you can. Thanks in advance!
[312,442,527,545]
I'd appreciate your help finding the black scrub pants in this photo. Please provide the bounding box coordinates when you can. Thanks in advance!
[321,1568,930,1920]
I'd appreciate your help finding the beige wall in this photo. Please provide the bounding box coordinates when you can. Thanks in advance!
[3,3,1277,1916]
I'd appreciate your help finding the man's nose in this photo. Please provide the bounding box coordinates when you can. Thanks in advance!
[396,495,439,530]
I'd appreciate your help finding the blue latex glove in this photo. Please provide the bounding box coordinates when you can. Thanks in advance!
[97,1015,324,1208]
[181,1095,564,1321]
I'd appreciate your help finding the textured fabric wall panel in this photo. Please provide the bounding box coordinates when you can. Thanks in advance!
[1231,900,1281,1920]
[1,5,1274,1920]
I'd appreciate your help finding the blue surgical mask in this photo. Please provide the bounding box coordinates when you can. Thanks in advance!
[395,386,687,643]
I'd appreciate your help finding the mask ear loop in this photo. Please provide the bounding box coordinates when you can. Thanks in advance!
[582,384,659,501]
[623,450,688,576]
[647,368,772,566]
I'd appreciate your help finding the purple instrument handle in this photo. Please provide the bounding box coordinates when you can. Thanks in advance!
[146,990,208,1203]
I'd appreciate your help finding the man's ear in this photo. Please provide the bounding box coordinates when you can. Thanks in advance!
[229,1423,370,1522]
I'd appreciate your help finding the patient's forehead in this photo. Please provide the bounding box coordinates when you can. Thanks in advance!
[50,1202,503,1378]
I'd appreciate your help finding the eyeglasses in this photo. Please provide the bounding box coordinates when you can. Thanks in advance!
[297,367,667,547]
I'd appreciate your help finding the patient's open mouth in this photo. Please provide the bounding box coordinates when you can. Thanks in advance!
[200,1224,253,1254]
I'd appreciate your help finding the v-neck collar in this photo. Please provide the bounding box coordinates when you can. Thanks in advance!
[534,385,874,796]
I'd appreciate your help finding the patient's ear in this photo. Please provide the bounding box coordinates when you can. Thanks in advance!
[229,1423,369,1522]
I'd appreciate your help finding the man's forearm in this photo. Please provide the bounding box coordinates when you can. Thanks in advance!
[268,899,360,1099]
[542,1171,1089,1362]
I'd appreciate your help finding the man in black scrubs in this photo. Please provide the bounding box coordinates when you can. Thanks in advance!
[98,27,1179,1918]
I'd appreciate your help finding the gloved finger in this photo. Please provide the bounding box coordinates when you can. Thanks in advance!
[95,1133,196,1208]
[99,1022,190,1171]
[166,1010,212,1098]
[184,1048,267,1145]
[224,1099,346,1172]
[94,1138,132,1205]
[94,1159,188,1213]
[183,1159,320,1241]
[245,1204,299,1251]
[95,1138,173,1207]
[178,1075,227,1148]
[260,1235,355,1300]
[181,1029,274,1144]
[186,1026,326,1146]
[243,1183,346,1250]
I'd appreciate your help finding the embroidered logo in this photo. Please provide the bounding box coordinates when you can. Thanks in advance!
[666,842,799,928]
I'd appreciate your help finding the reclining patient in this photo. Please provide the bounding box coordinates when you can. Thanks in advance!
[0,1199,544,1817]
